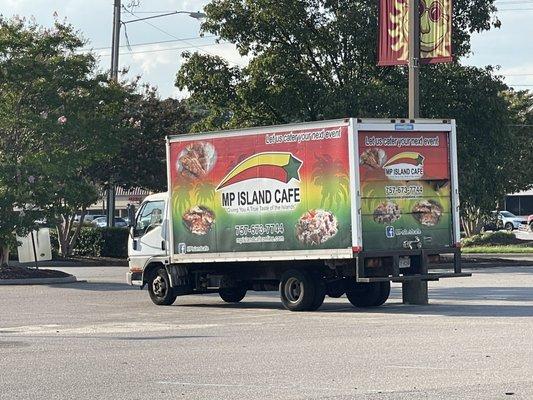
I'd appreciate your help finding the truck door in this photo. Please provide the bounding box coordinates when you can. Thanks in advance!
[129,200,168,267]
[358,130,453,251]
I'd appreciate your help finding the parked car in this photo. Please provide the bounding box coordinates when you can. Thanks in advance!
[485,211,527,232]
[74,214,105,225]
[91,217,128,228]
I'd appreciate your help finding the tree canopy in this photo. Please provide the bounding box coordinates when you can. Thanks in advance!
[0,18,136,257]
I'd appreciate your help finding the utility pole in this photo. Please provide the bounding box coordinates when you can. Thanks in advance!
[403,0,428,305]
[105,3,205,227]
[106,0,121,227]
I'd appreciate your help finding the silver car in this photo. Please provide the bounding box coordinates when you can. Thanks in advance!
[91,217,128,228]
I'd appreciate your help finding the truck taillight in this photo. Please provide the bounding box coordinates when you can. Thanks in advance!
[352,246,362,253]
[453,242,462,249]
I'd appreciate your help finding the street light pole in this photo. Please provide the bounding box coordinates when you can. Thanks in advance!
[403,0,428,305]
[106,0,121,228]
[408,0,420,119]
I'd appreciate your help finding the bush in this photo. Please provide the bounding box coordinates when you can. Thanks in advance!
[461,231,519,247]
[49,227,128,258]
[74,227,129,258]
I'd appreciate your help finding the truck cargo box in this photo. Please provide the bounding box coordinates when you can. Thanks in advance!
[166,118,460,264]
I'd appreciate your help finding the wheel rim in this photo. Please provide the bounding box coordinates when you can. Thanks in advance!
[152,275,167,298]
[284,277,303,303]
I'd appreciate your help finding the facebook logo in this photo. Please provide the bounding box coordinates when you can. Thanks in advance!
[385,226,395,238]
[178,243,187,254]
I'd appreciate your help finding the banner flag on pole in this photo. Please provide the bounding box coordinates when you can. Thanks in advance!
[378,0,452,66]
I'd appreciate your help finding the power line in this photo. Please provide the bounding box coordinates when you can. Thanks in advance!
[80,35,215,51]
[96,42,227,57]
[123,10,177,14]
[498,8,533,11]
[122,8,214,56]
[121,7,241,66]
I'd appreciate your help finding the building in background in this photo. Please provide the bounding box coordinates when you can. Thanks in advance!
[87,187,151,217]
[505,189,533,216]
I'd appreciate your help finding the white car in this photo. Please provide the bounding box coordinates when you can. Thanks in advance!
[91,217,128,228]
[497,211,527,231]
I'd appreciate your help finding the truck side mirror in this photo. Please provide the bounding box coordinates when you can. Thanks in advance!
[127,204,136,228]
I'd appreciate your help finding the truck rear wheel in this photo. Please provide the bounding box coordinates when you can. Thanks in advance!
[346,281,390,308]
[280,269,323,311]
[148,268,177,306]
[219,287,247,303]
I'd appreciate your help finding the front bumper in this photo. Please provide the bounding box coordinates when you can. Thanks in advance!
[126,271,143,286]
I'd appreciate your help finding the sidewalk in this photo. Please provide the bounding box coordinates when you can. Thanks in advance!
[11,256,127,268]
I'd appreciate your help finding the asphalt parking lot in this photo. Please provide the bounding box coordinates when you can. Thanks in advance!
[1,265,533,400]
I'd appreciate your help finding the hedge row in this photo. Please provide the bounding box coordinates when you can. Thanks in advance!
[461,231,519,247]
[51,227,129,258]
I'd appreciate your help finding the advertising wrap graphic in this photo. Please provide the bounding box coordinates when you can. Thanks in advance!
[169,126,351,255]
[378,0,453,66]
[359,131,452,251]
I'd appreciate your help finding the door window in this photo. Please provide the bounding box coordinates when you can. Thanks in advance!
[134,201,165,237]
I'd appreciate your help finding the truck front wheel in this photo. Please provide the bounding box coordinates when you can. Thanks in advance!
[219,287,247,303]
[346,281,390,308]
[280,269,324,311]
[148,268,177,306]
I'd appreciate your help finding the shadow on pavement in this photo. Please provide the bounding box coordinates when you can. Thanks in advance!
[177,285,533,317]
[179,301,533,317]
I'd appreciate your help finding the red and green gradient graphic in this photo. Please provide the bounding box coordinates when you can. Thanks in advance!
[169,126,352,255]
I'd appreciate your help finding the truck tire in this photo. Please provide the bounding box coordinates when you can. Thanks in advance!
[505,222,514,231]
[148,268,177,306]
[219,287,247,303]
[280,269,319,311]
[346,281,390,308]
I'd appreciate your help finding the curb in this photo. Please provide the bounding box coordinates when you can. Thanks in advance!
[0,275,78,286]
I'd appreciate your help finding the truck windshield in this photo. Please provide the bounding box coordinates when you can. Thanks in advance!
[134,201,165,237]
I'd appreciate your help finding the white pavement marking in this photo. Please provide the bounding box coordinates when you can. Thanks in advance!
[1,322,219,335]
[157,381,359,393]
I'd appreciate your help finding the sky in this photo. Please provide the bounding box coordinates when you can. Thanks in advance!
[1,0,532,98]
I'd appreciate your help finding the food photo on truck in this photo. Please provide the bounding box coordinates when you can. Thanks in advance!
[126,118,470,311]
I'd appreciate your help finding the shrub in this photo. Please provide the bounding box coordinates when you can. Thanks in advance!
[73,227,128,258]
[461,231,519,247]
[99,228,129,258]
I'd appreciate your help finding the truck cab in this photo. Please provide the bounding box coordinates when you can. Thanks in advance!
[127,192,169,286]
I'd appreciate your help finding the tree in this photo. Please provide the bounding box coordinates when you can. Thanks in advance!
[420,65,532,235]
[0,17,137,259]
[177,0,500,129]
[105,86,196,193]
[176,0,530,235]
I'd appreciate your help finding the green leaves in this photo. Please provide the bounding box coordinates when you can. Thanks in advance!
[0,17,134,254]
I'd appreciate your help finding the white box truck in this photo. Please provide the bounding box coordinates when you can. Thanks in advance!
[127,118,469,311]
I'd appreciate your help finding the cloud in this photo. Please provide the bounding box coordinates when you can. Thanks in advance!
[130,44,175,74]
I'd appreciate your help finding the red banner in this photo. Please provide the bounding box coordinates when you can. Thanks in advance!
[378,0,452,66]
